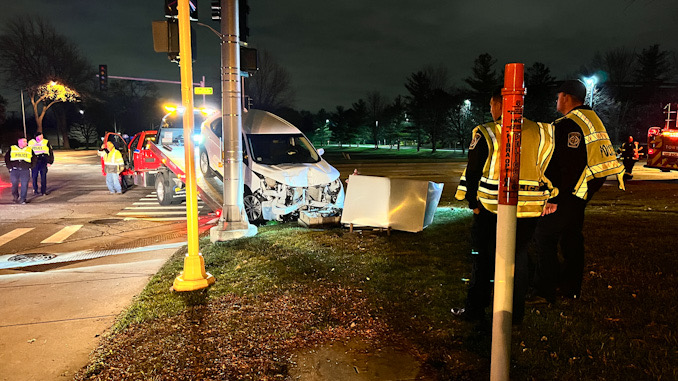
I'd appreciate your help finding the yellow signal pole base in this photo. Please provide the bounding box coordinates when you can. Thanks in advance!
[172,253,215,292]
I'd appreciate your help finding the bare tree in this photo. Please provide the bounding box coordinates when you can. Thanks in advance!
[0,15,93,147]
[365,91,389,148]
[244,50,295,112]
[0,94,6,126]
[68,121,99,149]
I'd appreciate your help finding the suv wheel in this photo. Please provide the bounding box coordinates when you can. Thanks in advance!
[244,190,264,224]
[200,149,215,178]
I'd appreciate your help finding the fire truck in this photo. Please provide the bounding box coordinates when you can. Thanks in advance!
[647,103,678,172]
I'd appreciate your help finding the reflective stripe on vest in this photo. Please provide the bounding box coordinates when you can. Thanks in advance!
[456,119,556,217]
[104,149,124,165]
[29,139,49,155]
[565,109,625,199]
[104,149,124,173]
[9,146,32,163]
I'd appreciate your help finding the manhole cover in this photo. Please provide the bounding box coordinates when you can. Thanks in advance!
[8,253,58,263]
[89,219,125,225]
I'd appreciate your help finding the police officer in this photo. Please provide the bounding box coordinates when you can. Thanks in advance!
[454,89,556,324]
[531,80,624,303]
[5,137,36,204]
[28,132,54,195]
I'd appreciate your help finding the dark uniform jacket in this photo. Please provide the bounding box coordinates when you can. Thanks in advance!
[546,105,605,203]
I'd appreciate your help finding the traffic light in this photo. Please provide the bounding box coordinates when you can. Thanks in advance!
[211,0,249,42]
[240,0,249,42]
[98,65,108,91]
[165,0,198,22]
[211,0,221,21]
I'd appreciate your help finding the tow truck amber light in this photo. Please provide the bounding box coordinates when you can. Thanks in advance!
[163,104,185,114]
[197,107,217,115]
[663,131,678,138]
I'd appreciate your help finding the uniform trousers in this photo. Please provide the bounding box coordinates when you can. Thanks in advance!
[466,205,537,323]
[32,160,48,194]
[622,158,636,175]
[533,195,587,300]
[10,168,31,202]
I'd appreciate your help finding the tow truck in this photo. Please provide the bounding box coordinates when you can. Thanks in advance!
[103,105,224,211]
[647,103,678,172]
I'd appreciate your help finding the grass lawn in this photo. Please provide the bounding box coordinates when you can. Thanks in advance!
[75,177,677,380]
[320,145,467,163]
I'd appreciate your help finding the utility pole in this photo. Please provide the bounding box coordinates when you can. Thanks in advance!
[210,0,257,242]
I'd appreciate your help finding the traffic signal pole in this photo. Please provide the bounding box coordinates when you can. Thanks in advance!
[491,63,525,381]
[210,0,257,242]
[172,0,215,291]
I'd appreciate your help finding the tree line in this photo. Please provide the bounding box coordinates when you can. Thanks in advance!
[249,47,677,152]
[0,15,676,152]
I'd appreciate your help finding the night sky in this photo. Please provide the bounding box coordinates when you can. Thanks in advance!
[2,0,677,113]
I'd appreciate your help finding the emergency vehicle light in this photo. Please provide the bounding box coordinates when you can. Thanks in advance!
[163,104,186,114]
[648,127,661,136]
[648,148,655,155]
[663,131,678,138]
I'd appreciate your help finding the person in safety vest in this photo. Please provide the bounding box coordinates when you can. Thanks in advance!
[28,132,54,196]
[98,141,125,194]
[453,89,556,325]
[618,135,641,180]
[4,137,36,204]
[529,80,624,304]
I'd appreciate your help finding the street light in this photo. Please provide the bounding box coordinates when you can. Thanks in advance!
[583,75,598,107]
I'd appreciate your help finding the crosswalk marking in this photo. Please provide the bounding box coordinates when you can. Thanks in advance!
[124,206,193,210]
[40,225,84,244]
[0,228,34,247]
[117,211,192,216]
[122,217,188,221]
[116,191,208,221]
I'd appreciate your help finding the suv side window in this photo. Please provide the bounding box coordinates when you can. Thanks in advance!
[211,118,222,139]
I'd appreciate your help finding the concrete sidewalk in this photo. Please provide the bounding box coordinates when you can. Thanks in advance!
[0,242,182,381]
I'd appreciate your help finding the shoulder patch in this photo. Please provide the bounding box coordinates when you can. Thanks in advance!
[469,132,482,150]
[567,132,582,148]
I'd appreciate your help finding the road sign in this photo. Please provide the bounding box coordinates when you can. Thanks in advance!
[194,87,213,95]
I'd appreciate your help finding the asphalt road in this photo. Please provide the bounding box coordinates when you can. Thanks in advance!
[0,150,214,381]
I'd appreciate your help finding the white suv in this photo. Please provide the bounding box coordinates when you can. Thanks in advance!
[199,109,344,223]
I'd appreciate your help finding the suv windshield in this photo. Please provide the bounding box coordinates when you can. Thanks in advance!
[158,112,207,146]
[248,134,320,165]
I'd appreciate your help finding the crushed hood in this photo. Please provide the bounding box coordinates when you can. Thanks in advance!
[252,160,340,187]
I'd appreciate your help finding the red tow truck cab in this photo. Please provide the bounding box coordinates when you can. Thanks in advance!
[647,103,678,172]
[102,130,159,184]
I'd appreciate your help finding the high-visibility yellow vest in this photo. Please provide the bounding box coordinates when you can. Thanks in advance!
[456,119,556,217]
[29,139,49,156]
[104,149,124,173]
[9,145,32,163]
[563,109,625,199]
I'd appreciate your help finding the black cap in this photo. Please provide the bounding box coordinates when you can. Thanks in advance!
[556,80,586,102]
[35,132,43,138]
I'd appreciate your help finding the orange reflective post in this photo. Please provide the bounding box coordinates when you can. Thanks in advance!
[491,63,525,381]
